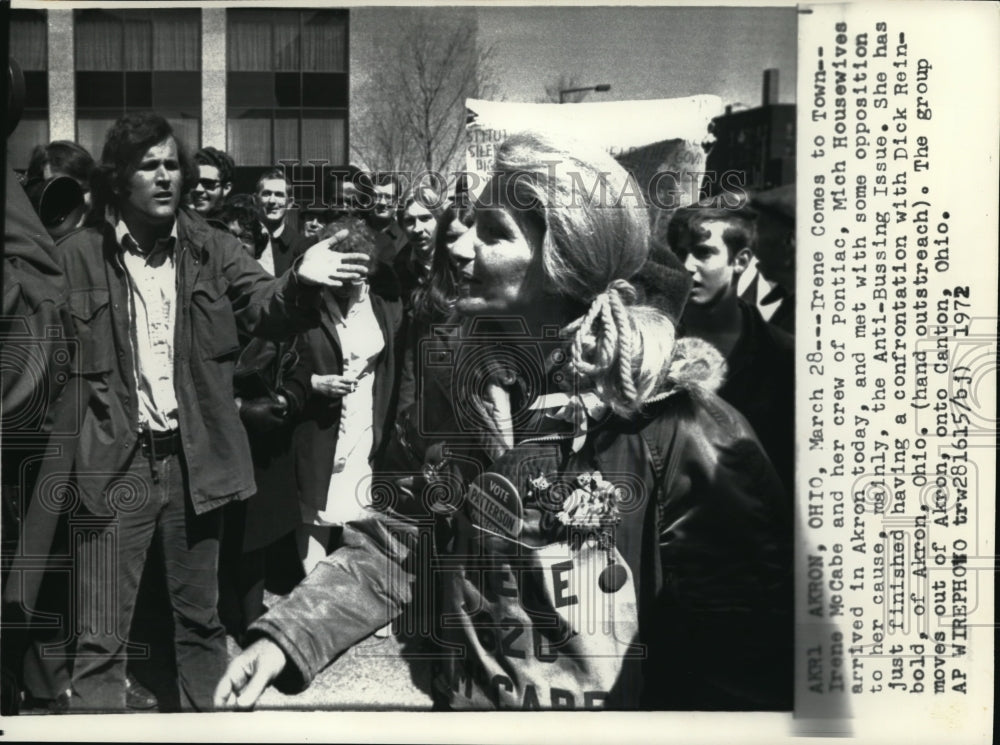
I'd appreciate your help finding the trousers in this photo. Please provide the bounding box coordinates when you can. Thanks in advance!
[70,450,226,711]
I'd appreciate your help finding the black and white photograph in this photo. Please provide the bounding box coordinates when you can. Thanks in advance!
[0,1,994,743]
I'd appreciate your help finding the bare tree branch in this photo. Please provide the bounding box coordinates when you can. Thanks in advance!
[351,9,501,178]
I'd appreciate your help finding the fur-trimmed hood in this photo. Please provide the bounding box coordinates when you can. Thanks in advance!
[663,336,727,394]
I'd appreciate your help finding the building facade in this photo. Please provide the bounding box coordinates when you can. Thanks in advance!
[8,6,353,196]
[705,71,796,193]
[706,103,796,193]
[9,6,790,199]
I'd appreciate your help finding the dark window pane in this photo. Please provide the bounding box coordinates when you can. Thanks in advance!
[125,72,153,108]
[152,72,201,109]
[76,72,125,108]
[274,73,301,107]
[22,71,49,109]
[302,73,348,108]
[228,108,275,120]
[227,72,276,107]
[231,165,266,196]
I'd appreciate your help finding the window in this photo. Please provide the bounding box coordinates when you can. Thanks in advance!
[8,9,49,172]
[74,9,201,158]
[226,8,348,188]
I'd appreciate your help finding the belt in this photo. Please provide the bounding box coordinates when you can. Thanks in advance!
[139,427,182,459]
[138,426,181,484]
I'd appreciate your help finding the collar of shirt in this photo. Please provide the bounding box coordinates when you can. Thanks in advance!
[736,256,759,296]
[111,210,178,263]
[326,283,370,326]
[268,221,286,242]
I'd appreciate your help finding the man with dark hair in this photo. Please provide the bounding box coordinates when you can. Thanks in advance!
[218,193,268,258]
[254,167,313,277]
[25,140,96,207]
[23,141,96,235]
[669,203,794,493]
[50,111,370,712]
[190,146,235,225]
[371,174,409,263]
[393,184,442,307]
[329,167,408,264]
[300,206,337,241]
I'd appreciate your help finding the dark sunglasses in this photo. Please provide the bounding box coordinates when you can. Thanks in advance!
[197,178,221,190]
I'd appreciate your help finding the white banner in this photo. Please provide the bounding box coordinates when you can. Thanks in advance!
[465,95,722,205]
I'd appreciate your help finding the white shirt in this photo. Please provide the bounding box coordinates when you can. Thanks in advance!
[303,284,386,527]
[737,257,783,323]
[116,219,179,432]
[258,221,284,276]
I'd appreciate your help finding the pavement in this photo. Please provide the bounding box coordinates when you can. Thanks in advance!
[17,616,435,715]
[77,578,434,713]
[234,592,436,711]
[15,542,437,714]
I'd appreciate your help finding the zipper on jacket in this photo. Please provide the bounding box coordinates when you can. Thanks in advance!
[518,432,573,446]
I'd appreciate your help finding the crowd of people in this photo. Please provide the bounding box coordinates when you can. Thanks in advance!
[1,109,796,714]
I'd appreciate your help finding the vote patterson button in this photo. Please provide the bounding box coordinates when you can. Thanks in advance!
[466,472,523,538]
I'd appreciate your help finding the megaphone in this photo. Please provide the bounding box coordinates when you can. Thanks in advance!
[23,175,87,240]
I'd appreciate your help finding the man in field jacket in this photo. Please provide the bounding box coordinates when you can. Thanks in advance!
[62,208,321,515]
[54,112,368,712]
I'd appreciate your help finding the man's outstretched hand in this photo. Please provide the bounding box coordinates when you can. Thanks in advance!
[296,229,370,287]
[213,638,288,710]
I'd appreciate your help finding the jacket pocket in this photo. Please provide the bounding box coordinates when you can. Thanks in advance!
[191,276,240,360]
[68,289,115,374]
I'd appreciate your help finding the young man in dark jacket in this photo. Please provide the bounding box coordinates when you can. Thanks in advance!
[189,146,235,228]
[668,203,795,496]
[51,112,369,712]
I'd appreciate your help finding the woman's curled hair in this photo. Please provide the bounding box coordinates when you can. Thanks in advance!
[492,131,679,417]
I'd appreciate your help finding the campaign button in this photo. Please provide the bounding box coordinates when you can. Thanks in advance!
[466,472,523,538]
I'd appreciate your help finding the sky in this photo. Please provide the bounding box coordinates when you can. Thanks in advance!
[477,6,797,108]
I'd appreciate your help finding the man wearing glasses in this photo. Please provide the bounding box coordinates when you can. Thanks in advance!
[190,147,235,228]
